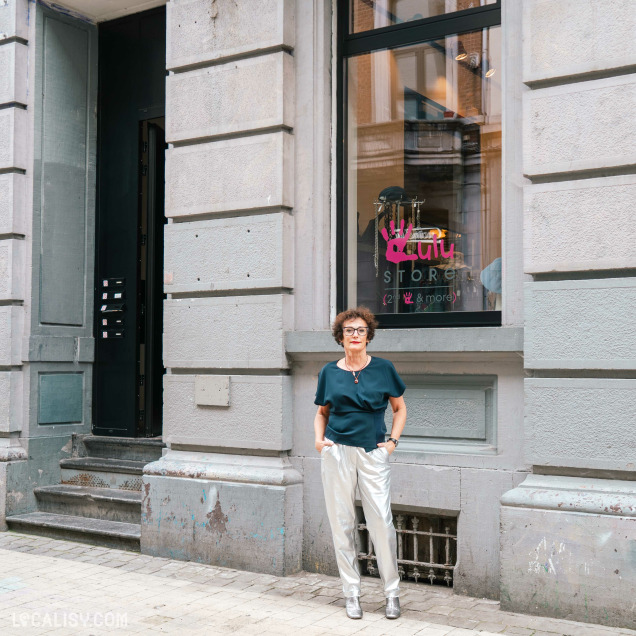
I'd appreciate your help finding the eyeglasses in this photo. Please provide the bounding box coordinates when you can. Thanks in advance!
[343,327,368,336]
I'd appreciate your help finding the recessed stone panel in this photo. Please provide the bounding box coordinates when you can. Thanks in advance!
[38,373,83,425]
[386,375,495,445]
[37,12,91,328]
[401,389,486,440]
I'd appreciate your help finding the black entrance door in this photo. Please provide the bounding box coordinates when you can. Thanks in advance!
[93,7,166,437]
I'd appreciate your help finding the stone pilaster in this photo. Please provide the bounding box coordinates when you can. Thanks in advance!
[142,0,301,575]
[501,0,636,627]
[0,0,30,530]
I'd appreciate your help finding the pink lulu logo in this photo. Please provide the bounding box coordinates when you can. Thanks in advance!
[380,220,454,264]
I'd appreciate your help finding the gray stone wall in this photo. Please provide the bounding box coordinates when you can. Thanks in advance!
[500,0,636,628]
[2,0,633,626]
[141,0,302,576]
[0,0,29,529]
[288,328,527,599]
[2,1,98,521]
[286,0,528,601]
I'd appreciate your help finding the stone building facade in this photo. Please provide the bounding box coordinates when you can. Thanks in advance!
[0,0,634,629]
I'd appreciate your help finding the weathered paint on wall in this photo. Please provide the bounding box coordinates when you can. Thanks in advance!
[501,476,636,628]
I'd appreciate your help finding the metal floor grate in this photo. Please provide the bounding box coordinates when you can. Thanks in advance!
[356,509,458,586]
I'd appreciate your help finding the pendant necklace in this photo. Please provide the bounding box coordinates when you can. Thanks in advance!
[345,355,370,384]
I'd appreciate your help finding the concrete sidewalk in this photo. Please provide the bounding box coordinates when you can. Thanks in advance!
[0,532,632,636]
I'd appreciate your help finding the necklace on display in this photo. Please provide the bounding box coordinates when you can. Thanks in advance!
[345,355,370,384]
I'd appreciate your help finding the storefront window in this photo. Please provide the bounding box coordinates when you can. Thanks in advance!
[340,1,501,327]
[350,0,498,34]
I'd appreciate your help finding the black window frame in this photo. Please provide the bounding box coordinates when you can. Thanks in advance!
[337,0,502,329]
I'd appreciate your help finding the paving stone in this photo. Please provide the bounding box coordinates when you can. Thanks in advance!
[474,622,506,633]
[471,601,501,612]
[418,612,454,626]
[314,587,341,597]
[427,605,457,616]
[413,627,452,635]
[287,590,318,601]
[242,583,275,593]
[405,599,444,612]
[0,532,632,635]
[501,628,534,636]
[447,617,480,630]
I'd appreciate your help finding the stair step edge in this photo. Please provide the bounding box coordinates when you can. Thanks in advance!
[34,485,142,503]
[82,435,165,447]
[60,457,146,474]
[6,512,140,539]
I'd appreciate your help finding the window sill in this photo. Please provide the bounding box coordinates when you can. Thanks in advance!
[285,326,523,361]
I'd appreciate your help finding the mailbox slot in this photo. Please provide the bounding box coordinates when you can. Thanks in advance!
[102,277,126,288]
[101,290,126,300]
[101,329,125,339]
[100,302,126,313]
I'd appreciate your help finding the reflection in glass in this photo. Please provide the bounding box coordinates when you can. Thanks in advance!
[350,0,498,34]
[346,27,501,316]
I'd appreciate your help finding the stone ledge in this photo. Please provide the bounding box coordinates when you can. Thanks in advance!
[0,441,26,461]
[144,450,303,487]
[501,474,636,517]
[285,327,523,361]
[524,63,636,90]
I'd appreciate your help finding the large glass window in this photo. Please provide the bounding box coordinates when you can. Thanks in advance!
[340,1,501,327]
[350,0,498,34]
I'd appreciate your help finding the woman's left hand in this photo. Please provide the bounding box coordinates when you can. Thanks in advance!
[377,441,396,455]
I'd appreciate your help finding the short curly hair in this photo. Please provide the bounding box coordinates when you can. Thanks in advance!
[332,306,378,347]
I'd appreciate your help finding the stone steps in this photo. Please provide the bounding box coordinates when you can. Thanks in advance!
[82,435,164,463]
[6,512,140,551]
[60,457,146,491]
[34,484,141,524]
[5,434,165,551]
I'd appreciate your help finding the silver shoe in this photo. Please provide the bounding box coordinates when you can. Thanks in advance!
[385,596,400,619]
[345,596,363,619]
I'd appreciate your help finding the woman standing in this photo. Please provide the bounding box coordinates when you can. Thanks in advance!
[314,307,407,620]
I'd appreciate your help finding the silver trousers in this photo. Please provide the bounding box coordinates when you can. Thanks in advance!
[320,441,400,598]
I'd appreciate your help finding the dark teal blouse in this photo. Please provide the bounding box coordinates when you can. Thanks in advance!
[314,356,406,452]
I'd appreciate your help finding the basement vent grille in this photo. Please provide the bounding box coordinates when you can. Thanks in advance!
[356,509,458,587]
